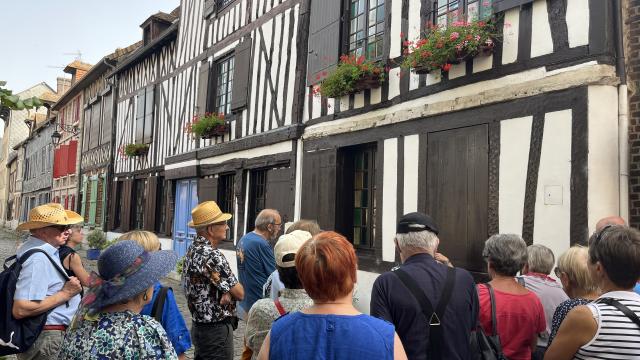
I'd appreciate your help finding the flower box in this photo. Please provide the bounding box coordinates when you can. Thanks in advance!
[317,55,385,98]
[200,123,230,139]
[353,73,383,92]
[185,113,228,139]
[124,143,149,157]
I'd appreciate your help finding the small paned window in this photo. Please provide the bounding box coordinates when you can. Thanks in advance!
[215,55,235,115]
[348,0,385,59]
[248,169,267,229]
[218,174,235,241]
[133,179,146,230]
[436,0,493,26]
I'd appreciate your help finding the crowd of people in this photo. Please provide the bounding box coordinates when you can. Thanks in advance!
[4,201,640,360]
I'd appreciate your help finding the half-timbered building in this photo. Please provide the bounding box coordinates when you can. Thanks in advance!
[109,0,307,256]
[51,61,93,212]
[300,0,626,312]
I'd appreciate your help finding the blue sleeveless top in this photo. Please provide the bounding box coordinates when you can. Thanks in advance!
[269,312,395,360]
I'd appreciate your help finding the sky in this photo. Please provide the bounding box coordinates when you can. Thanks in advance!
[0,0,179,94]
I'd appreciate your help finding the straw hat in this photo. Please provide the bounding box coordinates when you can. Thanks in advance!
[17,203,83,231]
[187,201,232,228]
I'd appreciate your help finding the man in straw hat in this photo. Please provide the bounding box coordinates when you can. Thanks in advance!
[182,201,244,360]
[13,203,84,359]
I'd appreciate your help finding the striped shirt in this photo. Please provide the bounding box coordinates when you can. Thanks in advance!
[574,291,640,359]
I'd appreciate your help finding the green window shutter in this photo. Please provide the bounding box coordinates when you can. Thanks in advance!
[80,176,88,222]
[89,179,98,225]
[100,175,108,229]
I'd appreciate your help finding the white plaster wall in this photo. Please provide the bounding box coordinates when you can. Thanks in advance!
[530,0,554,58]
[382,138,398,262]
[499,116,533,234]
[403,135,419,214]
[407,0,421,42]
[587,86,619,234]
[533,110,572,260]
[390,0,402,58]
[354,269,380,314]
[502,8,520,64]
[388,68,401,100]
[566,0,590,48]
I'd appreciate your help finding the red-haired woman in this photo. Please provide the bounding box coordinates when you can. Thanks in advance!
[257,231,407,360]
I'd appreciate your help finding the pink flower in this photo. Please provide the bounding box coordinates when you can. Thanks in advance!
[475,35,481,41]
[455,44,463,51]
[450,32,460,41]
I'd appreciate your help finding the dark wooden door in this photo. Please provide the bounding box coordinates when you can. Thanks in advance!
[426,125,488,274]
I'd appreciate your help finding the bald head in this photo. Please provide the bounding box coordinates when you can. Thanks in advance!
[596,216,626,232]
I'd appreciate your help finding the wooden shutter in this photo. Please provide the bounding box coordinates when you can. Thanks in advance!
[196,61,211,115]
[231,37,253,111]
[108,181,118,230]
[198,176,218,202]
[80,176,88,221]
[68,140,77,174]
[301,148,337,230]
[101,93,113,145]
[144,176,158,231]
[83,108,91,152]
[203,0,216,18]
[135,90,145,143]
[493,0,533,13]
[143,87,155,144]
[89,179,98,225]
[89,104,101,149]
[121,179,134,232]
[306,0,342,85]
[265,167,294,224]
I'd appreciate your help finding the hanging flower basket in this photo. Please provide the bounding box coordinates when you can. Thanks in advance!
[124,143,149,157]
[401,19,500,74]
[185,112,228,139]
[316,55,385,98]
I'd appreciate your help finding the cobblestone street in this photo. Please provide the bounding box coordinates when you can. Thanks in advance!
[0,228,246,360]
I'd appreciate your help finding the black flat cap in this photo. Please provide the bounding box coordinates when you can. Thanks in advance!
[397,212,439,235]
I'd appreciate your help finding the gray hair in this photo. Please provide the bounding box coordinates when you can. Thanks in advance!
[526,244,555,274]
[395,230,438,252]
[255,209,280,231]
[483,234,528,276]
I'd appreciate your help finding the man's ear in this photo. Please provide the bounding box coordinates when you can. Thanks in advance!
[394,237,401,253]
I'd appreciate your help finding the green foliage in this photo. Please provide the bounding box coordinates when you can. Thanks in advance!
[87,229,108,250]
[124,143,150,157]
[401,20,499,73]
[0,80,43,112]
[185,113,227,137]
[318,55,385,99]
[176,256,185,275]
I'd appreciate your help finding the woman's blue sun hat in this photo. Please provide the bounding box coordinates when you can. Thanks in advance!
[80,240,177,313]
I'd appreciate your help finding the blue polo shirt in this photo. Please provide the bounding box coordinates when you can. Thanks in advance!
[370,253,479,360]
[236,232,275,313]
[14,236,81,325]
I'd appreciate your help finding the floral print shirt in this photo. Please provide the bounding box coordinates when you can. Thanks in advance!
[182,236,239,323]
[57,311,177,360]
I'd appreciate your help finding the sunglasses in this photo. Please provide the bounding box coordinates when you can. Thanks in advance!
[50,224,71,232]
[589,224,614,261]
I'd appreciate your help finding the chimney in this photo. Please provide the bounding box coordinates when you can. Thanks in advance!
[56,77,71,95]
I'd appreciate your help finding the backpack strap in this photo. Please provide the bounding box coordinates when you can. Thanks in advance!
[19,248,70,281]
[393,266,456,359]
[274,298,287,316]
[598,298,640,328]
[516,276,525,287]
[151,286,171,323]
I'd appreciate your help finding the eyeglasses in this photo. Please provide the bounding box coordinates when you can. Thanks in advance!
[554,267,563,278]
[590,224,613,261]
[50,225,71,232]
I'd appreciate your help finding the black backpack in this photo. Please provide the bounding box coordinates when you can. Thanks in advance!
[0,248,69,355]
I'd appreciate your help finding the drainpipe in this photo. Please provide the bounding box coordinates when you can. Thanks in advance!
[294,137,303,220]
[614,0,629,222]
